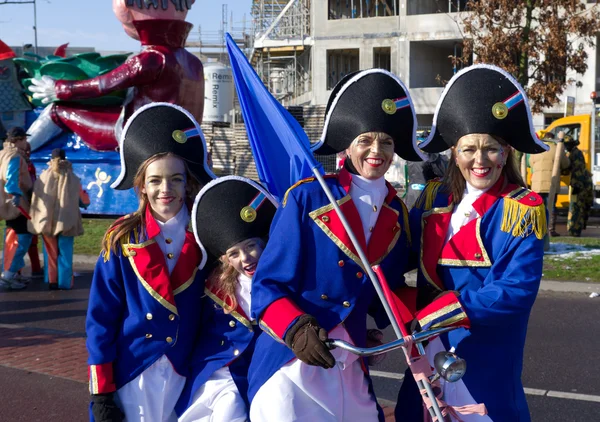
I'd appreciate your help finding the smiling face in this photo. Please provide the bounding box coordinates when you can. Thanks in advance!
[454,134,506,190]
[141,155,187,222]
[225,237,265,278]
[346,132,395,180]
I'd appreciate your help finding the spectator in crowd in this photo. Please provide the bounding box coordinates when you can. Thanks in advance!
[529,131,570,242]
[27,148,90,289]
[564,136,593,236]
[0,127,33,290]
[22,142,44,278]
[404,150,448,209]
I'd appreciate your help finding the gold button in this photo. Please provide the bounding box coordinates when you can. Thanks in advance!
[166,337,173,343]
[168,314,175,321]
[369,226,373,232]
[474,253,482,259]
[221,340,225,346]
[145,333,152,339]
[338,260,344,267]
[165,238,172,244]
[373,205,377,212]
[322,216,330,223]
[233,349,240,356]
[167,253,174,259]
[343,301,351,308]
[229,320,236,328]
[356,272,363,278]
[321,294,328,300]
[128,249,137,257]
[464,212,470,217]
[146,313,153,320]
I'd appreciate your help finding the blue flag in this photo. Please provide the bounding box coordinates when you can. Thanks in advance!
[225,33,322,202]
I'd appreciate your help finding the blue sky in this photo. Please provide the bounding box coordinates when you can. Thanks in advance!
[0,0,252,52]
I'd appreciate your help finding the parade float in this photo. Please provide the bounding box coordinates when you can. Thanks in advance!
[1,0,203,216]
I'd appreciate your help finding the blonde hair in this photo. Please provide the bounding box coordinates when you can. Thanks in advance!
[101,152,200,254]
[207,238,266,314]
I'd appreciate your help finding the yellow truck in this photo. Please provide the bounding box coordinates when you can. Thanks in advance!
[533,114,596,209]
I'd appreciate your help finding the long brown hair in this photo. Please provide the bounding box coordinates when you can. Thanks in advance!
[207,238,266,314]
[444,136,526,205]
[101,152,200,254]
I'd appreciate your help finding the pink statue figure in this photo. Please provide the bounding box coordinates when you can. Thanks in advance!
[27,0,203,152]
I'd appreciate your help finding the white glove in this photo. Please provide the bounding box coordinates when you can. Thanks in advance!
[28,75,58,104]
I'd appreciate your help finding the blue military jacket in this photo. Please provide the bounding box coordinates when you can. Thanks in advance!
[248,170,412,409]
[86,207,206,396]
[175,285,261,416]
[397,177,545,422]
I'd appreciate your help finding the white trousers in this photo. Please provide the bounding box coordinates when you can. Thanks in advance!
[426,338,493,422]
[250,325,379,422]
[178,366,248,422]
[116,355,186,422]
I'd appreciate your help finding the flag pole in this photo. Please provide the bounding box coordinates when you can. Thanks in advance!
[311,168,445,421]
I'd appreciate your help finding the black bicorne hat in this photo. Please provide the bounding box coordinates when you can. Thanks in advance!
[192,175,278,269]
[312,69,425,162]
[420,64,548,154]
[112,102,216,190]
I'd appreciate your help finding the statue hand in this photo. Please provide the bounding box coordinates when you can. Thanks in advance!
[29,76,58,104]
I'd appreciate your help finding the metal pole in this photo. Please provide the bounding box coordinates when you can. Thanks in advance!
[311,168,445,422]
[33,0,38,55]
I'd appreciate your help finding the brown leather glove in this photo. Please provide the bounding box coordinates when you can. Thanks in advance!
[284,314,335,369]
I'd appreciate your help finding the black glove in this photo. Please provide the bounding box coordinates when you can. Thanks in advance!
[284,314,335,369]
[91,393,124,422]
[10,194,20,207]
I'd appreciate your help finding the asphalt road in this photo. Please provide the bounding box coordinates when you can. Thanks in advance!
[1,271,599,421]
[370,290,600,421]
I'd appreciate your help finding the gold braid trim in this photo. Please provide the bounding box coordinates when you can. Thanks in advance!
[282,177,316,207]
[415,181,443,211]
[500,198,547,240]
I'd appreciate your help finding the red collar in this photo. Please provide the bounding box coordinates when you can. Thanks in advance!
[134,19,192,48]
[338,168,397,204]
[144,205,162,239]
[471,176,511,216]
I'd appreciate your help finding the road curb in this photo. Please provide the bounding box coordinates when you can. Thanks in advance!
[20,255,600,294]
[403,272,599,294]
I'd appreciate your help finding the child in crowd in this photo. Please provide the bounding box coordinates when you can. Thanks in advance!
[85,103,215,422]
[176,175,277,422]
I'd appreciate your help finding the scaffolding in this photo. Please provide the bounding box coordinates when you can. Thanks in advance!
[251,0,312,104]
[185,4,253,64]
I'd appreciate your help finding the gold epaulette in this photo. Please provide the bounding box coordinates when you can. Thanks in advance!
[282,174,337,207]
[500,188,547,240]
[414,180,443,211]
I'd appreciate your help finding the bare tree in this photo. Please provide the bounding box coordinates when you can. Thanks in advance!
[454,0,600,113]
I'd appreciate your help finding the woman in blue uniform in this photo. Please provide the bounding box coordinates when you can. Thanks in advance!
[85,103,215,422]
[175,175,277,422]
[248,69,426,421]
[396,64,548,422]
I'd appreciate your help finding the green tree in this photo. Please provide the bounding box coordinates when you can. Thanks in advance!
[456,0,600,113]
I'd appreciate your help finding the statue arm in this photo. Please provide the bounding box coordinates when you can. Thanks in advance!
[55,50,165,101]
